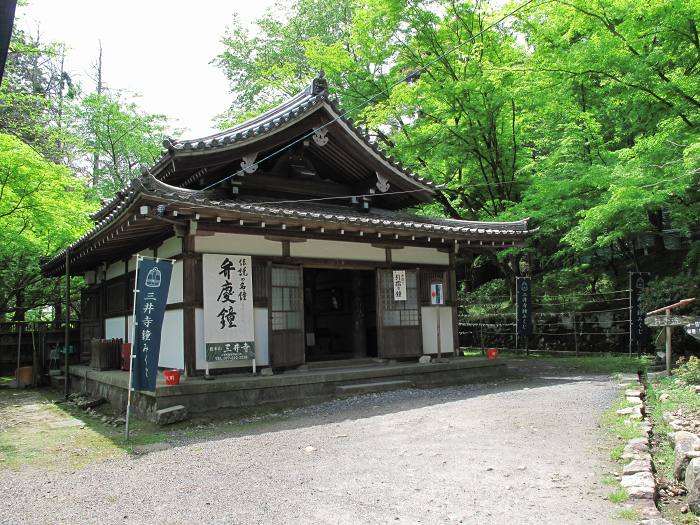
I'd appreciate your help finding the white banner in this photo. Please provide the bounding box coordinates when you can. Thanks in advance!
[203,254,255,361]
[393,270,407,301]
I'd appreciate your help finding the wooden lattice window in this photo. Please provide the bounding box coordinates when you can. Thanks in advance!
[380,270,419,326]
[271,267,302,331]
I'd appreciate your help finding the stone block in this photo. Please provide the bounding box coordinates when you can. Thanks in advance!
[76,396,106,409]
[625,388,644,398]
[686,457,700,513]
[153,405,188,426]
[673,431,700,481]
[621,471,655,500]
[260,368,274,376]
[623,459,651,476]
[418,356,432,364]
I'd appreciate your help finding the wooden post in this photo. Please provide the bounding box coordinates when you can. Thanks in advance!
[64,249,70,398]
[573,312,578,357]
[350,271,367,358]
[665,308,672,374]
[15,322,22,383]
[182,234,197,377]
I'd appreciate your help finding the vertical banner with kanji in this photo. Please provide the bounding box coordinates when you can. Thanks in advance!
[516,276,532,337]
[630,272,650,347]
[203,254,255,361]
[131,258,173,392]
[393,270,407,301]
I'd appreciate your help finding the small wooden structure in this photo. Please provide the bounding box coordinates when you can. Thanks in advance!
[42,74,532,386]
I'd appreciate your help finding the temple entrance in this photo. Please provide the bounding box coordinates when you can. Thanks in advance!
[303,269,377,362]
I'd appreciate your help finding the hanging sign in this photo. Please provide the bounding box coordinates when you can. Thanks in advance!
[393,270,407,301]
[516,276,532,336]
[131,257,173,392]
[203,254,255,361]
[685,320,700,341]
[645,314,695,327]
[630,272,650,346]
[430,283,444,305]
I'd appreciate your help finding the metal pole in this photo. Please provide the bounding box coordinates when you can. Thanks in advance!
[480,319,485,355]
[64,249,70,399]
[125,255,140,442]
[665,308,672,374]
[436,306,442,360]
[628,273,633,357]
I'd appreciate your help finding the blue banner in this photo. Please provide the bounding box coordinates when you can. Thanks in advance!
[131,258,173,392]
[516,276,532,337]
[630,272,650,347]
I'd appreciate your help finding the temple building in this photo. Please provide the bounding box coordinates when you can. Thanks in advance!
[41,74,531,413]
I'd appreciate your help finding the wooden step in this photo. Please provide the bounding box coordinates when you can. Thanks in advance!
[336,379,413,397]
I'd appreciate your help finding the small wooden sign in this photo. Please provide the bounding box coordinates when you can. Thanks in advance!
[206,341,255,361]
[685,320,700,341]
[645,314,695,327]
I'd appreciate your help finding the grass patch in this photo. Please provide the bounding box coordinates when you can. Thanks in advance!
[551,355,650,375]
[0,376,14,385]
[460,348,651,374]
[600,395,644,463]
[616,508,641,520]
[602,474,619,486]
[608,486,630,503]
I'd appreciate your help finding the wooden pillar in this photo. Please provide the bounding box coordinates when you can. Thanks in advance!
[351,271,367,358]
[182,234,198,376]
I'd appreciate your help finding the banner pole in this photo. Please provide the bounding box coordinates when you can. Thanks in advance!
[125,255,141,442]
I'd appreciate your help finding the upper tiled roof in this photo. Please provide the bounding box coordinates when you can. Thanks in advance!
[156,73,436,192]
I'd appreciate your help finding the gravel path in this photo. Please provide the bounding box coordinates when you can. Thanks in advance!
[2,362,625,524]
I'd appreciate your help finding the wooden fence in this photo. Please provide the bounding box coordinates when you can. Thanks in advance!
[0,321,80,376]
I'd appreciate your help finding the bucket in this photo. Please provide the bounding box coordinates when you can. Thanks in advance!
[16,366,33,387]
[486,348,498,360]
[164,369,181,386]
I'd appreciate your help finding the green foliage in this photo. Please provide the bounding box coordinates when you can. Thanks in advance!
[0,134,95,318]
[674,357,700,385]
[213,0,700,297]
[73,93,171,197]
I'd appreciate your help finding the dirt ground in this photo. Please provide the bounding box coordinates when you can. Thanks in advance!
[1,362,628,524]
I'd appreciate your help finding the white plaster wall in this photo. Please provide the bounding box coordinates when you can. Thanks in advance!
[159,309,184,369]
[195,307,270,370]
[167,261,183,304]
[291,239,385,261]
[195,233,282,256]
[392,246,449,266]
[127,311,183,368]
[128,249,155,272]
[158,236,182,259]
[105,316,126,341]
[106,261,126,280]
[421,306,455,355]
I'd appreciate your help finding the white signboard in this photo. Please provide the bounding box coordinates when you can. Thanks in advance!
[393,270,407,301]
[430,283,444,305]
[203,254,255,361]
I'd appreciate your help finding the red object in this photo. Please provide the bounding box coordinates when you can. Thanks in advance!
[121,343,131,371]
[486,348,498,360]
[164,369,181,385]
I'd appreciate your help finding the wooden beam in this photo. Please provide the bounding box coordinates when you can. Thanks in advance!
[182,234,198,377]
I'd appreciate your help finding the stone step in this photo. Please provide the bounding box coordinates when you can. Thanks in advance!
[306,358,380,370]
[336,379,414,397]
[49,375,66,388]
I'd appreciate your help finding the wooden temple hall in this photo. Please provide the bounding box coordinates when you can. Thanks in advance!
[41,74,532,414]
